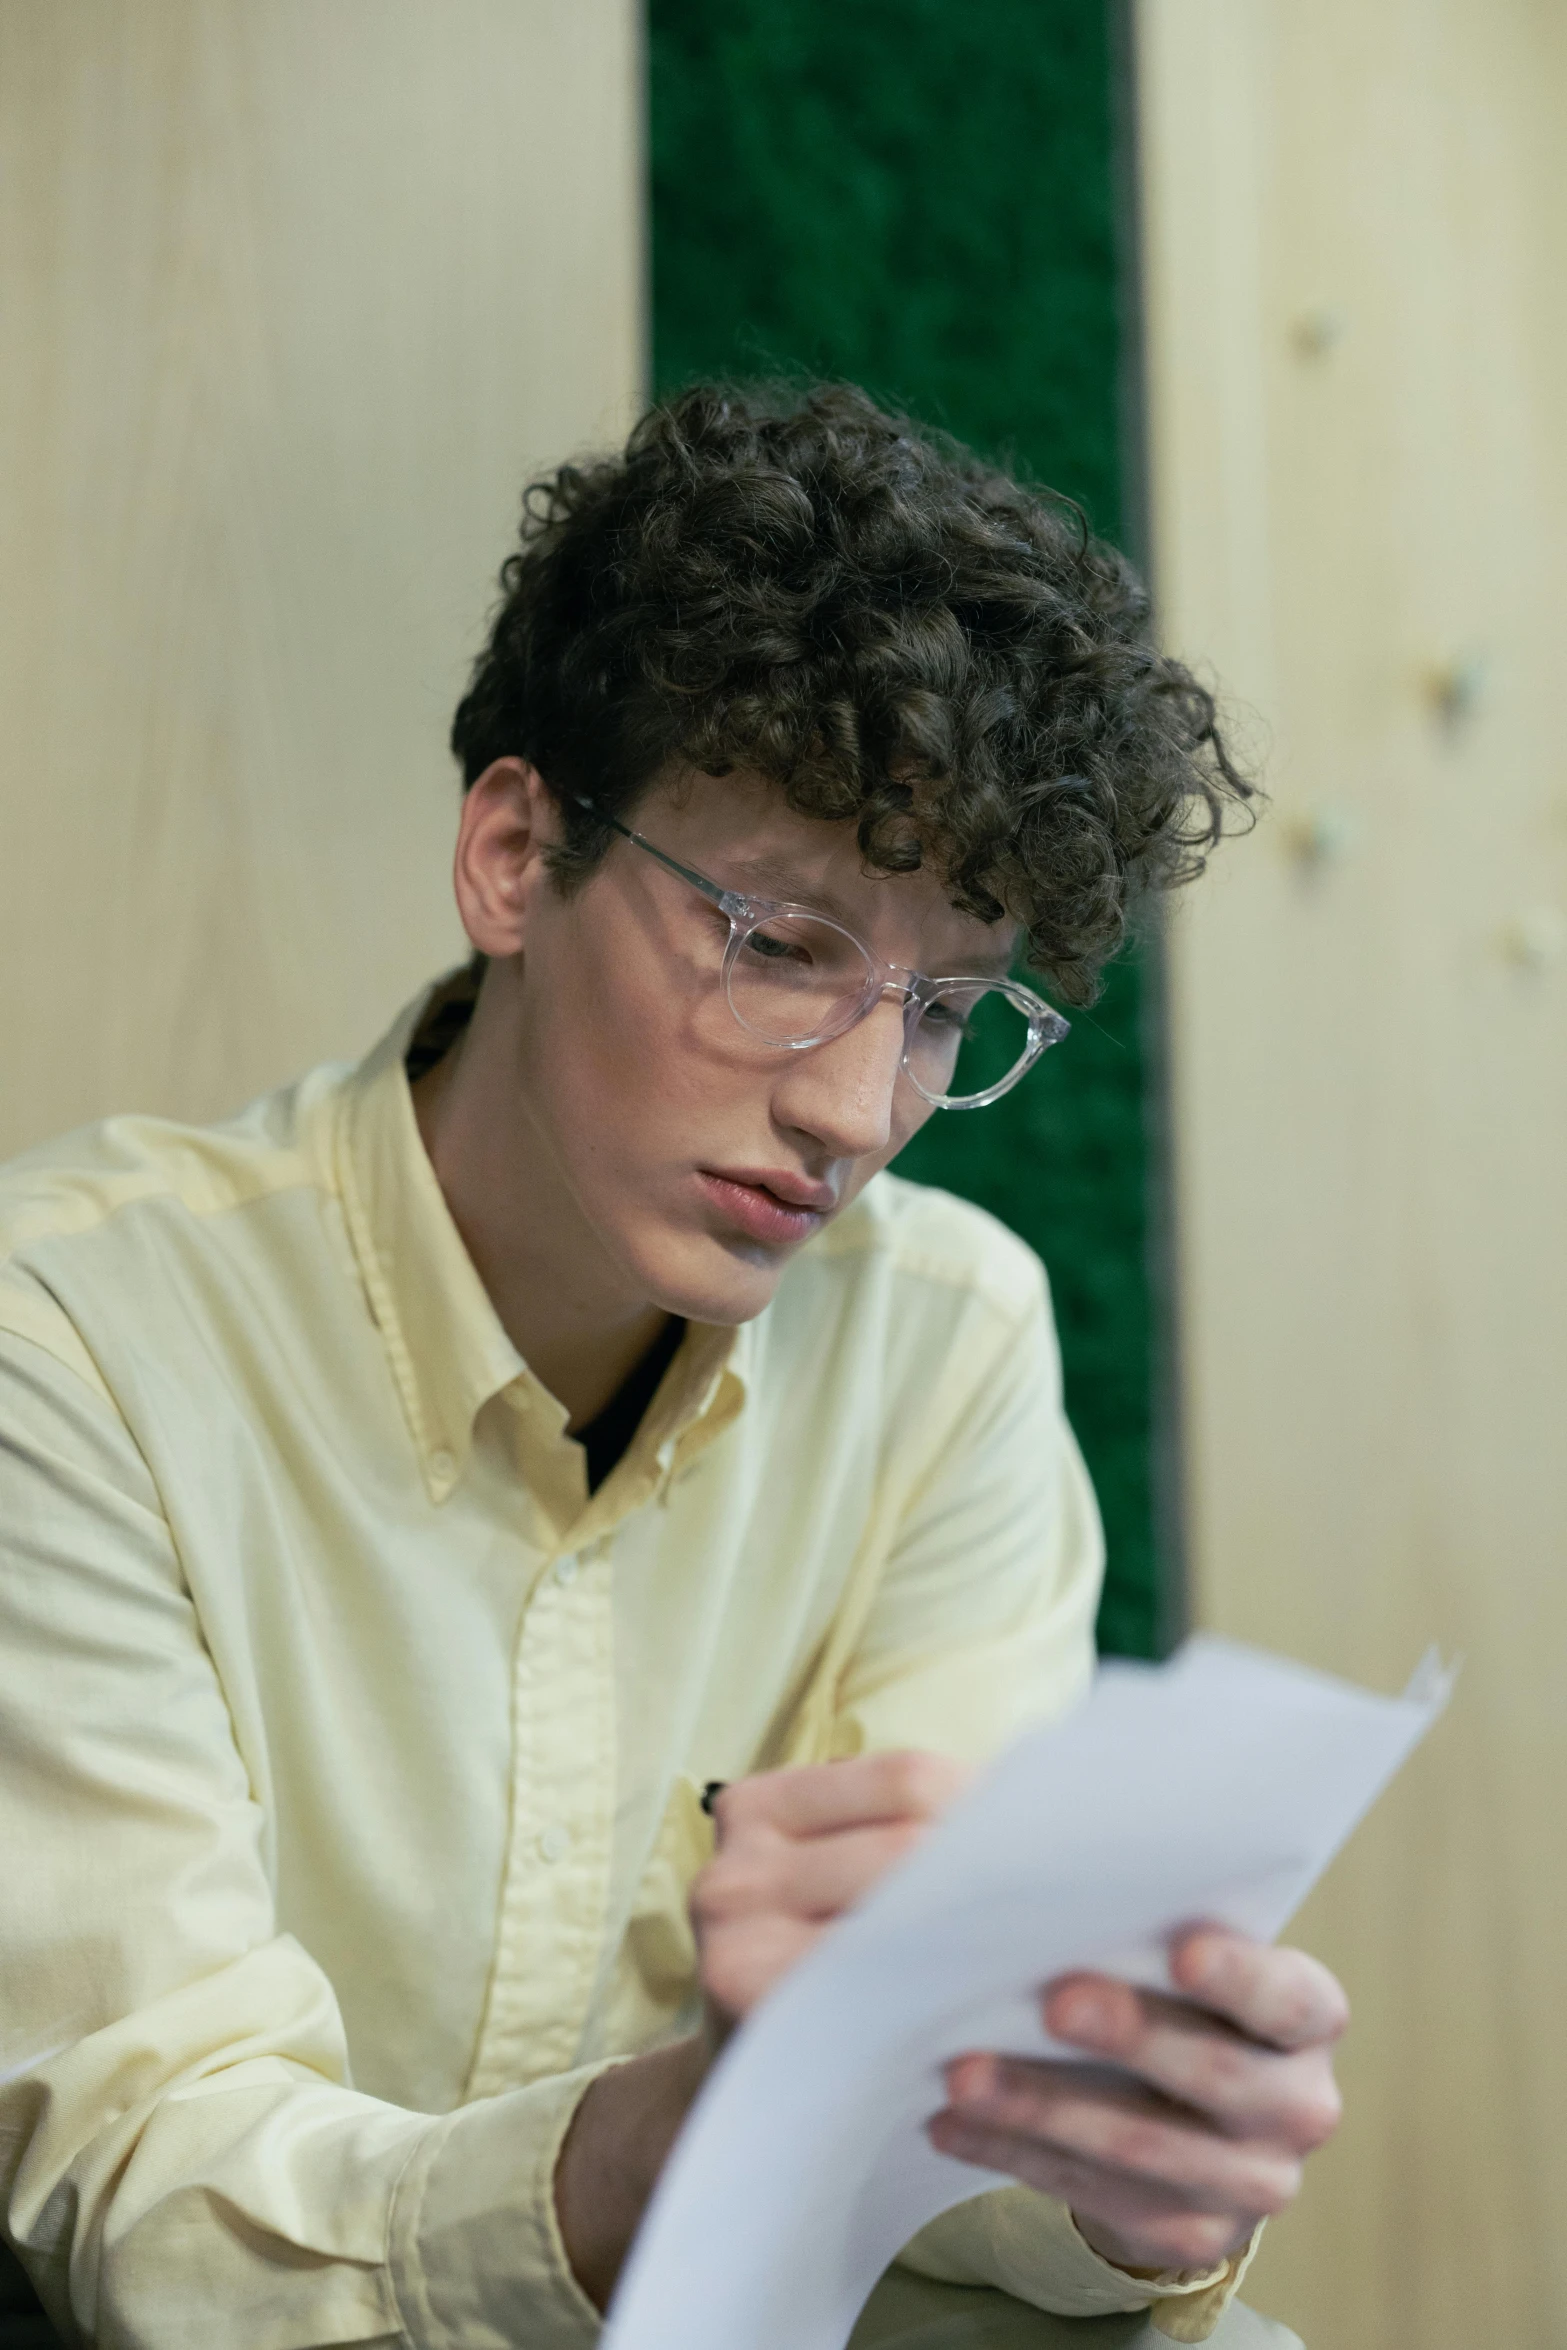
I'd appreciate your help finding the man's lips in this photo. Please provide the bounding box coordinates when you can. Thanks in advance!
[697,1169,837,1245]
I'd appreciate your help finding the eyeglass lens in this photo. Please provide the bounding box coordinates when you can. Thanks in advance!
[909,983,1035,1103]
[726,910,1035,1104]
[727,912,871,1042]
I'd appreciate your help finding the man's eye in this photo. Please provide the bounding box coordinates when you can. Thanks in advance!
[923,1000,970,1032]
[744,928,812,966]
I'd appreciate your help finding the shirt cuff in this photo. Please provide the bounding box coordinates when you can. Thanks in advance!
[1143,2223,1265,2342]
[898,2188,1263,2337]
[388,2059,625,2349]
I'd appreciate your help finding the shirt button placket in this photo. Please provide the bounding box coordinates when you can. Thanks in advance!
[464,1537,617,2101]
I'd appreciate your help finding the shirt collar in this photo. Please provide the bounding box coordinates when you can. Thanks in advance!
[334,985,747,1511]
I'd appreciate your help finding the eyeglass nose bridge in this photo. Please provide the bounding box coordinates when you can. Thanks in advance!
[882,965,956,1024]
[854,964,930,1043]
[786,963,955,1054]
[834,969,948,1071]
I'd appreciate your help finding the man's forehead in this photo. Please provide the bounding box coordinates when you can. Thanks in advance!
[723,847,1017,974]
[647,767,1019,970]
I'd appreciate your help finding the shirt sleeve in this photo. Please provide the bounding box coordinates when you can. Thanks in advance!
[823,1261,1254,2341]
[0,1319,605,2350]
[898,2200,1264,2338]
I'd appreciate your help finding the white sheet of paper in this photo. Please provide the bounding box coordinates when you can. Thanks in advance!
[603,1636,1452,2350]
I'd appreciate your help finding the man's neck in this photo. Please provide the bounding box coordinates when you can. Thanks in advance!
[410,1005,670,1432]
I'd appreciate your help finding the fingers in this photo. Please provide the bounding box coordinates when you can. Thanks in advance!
[928,1933,1344,2276]
[694,1819,928,1927]
[927,2097,1255,2274]
[939,2055,1303,2219]
[1167,1927,1350,2052]
[691,1750,970,2022]
[694,1910,822,2020]
[709,1750,970,1844]
[1040,1974,1343,2149]
[932,1938,1349,2270]
[698,1754,968,1950]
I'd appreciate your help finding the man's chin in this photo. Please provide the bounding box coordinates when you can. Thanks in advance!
[634,1229,795,1329]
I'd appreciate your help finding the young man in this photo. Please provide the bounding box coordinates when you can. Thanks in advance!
[0,385,1343,2350]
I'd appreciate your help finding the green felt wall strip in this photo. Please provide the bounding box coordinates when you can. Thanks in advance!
[648,0,1162,1655]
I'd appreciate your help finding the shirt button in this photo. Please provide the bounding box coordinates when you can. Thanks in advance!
[538,1825,571,1864]
[553,1553,578,1586]
[430,1447,456,1482]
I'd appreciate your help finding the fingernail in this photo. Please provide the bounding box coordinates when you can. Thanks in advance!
[1058,1986,1114,2042]
[945,2054,995,2105]
[1177,1931,1223,1993]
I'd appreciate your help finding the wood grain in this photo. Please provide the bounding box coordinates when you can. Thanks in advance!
[1137,2,1567,2342]
[0,0,644,1156]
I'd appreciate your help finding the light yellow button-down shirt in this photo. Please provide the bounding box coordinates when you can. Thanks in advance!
[0,991,1250,2346]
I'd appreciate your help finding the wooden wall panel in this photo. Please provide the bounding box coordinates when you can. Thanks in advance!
[0,0,644,1159]
[1138,3,1567,2343]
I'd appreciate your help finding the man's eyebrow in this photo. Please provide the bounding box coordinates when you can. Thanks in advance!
[725,852,1017,974]
[723,852,856,916]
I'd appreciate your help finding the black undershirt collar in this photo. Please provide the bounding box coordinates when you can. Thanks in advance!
[575,1315,688,1494]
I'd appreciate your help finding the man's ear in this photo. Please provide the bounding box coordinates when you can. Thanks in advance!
[451,759,561,957]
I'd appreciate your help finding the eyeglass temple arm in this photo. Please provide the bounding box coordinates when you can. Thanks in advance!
[571,795,734,910]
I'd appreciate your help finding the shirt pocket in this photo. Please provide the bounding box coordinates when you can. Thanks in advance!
[606,1773,715,2048]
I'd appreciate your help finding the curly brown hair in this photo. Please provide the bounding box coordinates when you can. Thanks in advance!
[450,381,1253,1004]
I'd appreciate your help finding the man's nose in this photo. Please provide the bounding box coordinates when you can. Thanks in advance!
[770,997,909,1162]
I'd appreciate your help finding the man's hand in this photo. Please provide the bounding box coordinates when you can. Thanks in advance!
[929,1927,1348,2274]
[691,1750,972,2020]
[692,1753,1348,2281]
[557,1751,969,2309]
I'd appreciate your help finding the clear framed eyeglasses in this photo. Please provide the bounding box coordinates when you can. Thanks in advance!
[580,800,1069,1110]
